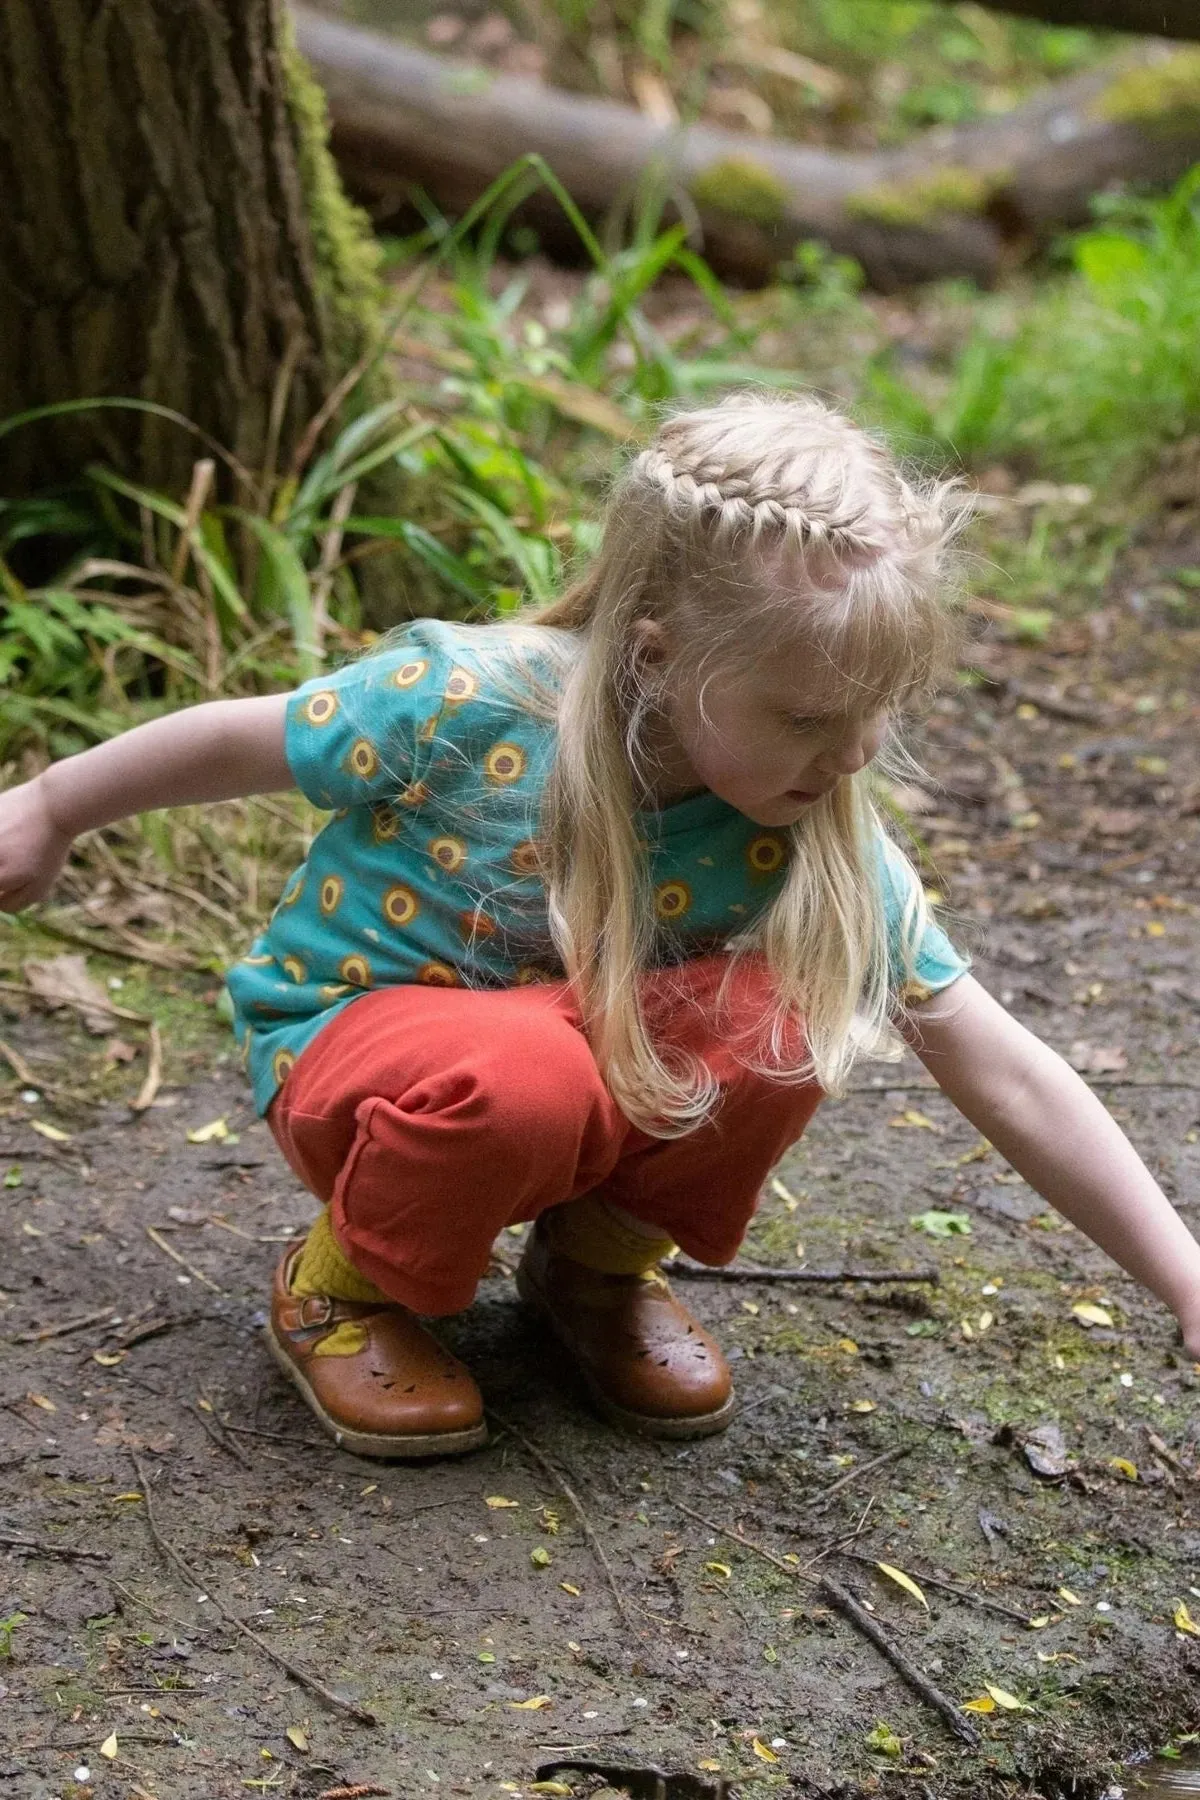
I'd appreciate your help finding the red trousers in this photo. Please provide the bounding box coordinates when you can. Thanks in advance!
[267,955,823,1316]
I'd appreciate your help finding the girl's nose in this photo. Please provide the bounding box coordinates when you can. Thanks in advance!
[816,723,873,777]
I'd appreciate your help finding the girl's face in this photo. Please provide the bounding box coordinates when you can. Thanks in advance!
[640,630,890,825]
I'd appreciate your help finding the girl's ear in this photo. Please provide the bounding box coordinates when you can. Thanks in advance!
[630,617,671,667]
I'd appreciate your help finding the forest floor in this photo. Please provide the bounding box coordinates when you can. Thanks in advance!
[2,549,1200,1800]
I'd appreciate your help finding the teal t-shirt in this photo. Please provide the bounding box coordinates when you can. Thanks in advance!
[226,619,968,1114]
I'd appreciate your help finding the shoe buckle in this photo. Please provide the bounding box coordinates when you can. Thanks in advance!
[297,1293,335,1329]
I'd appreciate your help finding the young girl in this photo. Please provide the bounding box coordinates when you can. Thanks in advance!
[2,392,1198,1460]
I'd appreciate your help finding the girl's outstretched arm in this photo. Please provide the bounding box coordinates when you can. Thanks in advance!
[903,973,1200,1360]
[0,694,293,912]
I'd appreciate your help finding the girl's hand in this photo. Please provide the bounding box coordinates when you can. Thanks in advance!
[0,778,72,912]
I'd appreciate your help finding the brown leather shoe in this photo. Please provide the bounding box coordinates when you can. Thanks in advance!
[516,1221,735,1439]
[267,1241,487,1459]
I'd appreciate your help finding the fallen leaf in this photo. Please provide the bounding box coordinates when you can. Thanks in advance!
[877,1563,929,1611]
[99,1732,118,1759]
[530,1785,573,1797]
[1072,1301,1114,1328]
[890,1109,940,1131]
[559,1582,581,1596]
[508,1695,552,1710]
[957,1139,993,1165]
[530,1547,552,1568]
[1027,1615,1052,1629]
[850,1399,876,1414]
[752,1738,779,1763]
[26,1392,57,1412]
[1068,1042,1127,1075]
[705,1561,732,1579]
[909,1209,972,1238]
[285,1726,308,1752]
[962,1695,997,1715]
[985,1685,1032,1712]
[1108,1458,1139,1482]
[1019,1423,1075,1479]
[485,1495,520,1509]
[186,1117,230,1144]
[1058,1587,1082,1606]
[24,954,116,1034]
[836,1337,859,1355]
[29,1119,71,1143]
[1174,1600,1200,1638]
[92,1350,126,1367]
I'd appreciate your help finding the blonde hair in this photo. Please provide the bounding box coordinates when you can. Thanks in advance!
[524,390,971,1134]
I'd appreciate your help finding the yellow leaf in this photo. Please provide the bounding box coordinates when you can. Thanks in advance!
[962,1695,996,1715]
[1027,1616,1051,1630]
[1108,1458,1138,1481]
[849,1399,876,1414]
[705,1561,732,1579]
[530,1547,552,1568]
[1057,1587,1081,1606]
[559,1581,581,1596]
[770,1176,796,1205]
[889,1109,939,1131]
[508,1695,552,1710]
[530,1785,573,1796]
[99,1733,119,1759]
[186,1117,229,1143]
[741,1300,760,1315]
[978,1310,995,1332]
[26,1391,57,1412]
[877,1563,929,1611]
[1174,1600,1200,1637]
[836,1337,859,1355]
[111,1492,143,1503]
[985,1685,1031,1712]
[1072,1301,1114,1328]
[30,1119,71,1142]
[697,1760,722,1772]
[92,1350,126,1367]
[752,1738,779,1763]
[957,1138,993,1165]
[285,1726,308,1751]
[485,1495,520,1509]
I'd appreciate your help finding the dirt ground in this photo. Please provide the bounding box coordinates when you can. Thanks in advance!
[2,584,1200,1800]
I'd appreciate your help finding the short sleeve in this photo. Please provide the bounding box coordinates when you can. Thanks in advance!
[284,636,448,812]
[874,833,970,1005]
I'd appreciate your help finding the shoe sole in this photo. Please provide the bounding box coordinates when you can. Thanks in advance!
[515,1263,737,1441]
[266,1321,488,1461]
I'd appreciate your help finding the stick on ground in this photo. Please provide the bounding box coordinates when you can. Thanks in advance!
[818,1573,981,1748]
[662,1259,939,1286]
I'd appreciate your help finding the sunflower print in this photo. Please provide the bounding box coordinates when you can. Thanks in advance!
[747,832,787,876]
[458,908,497,943]
[279,875,304,908]
[240,951,275,967]
[345,737,380,781]
[339,953,373,988]
[654,879,692,921]
[513,964,551,985]
[484,741,526,785]
[273,1047,297,1085]
[510,839,542,877]
[371,803,400,843]
[417,961,461,986]
[282,955,308,984]
[319,982,355,1002]
[392,657,429,690]
[300,690,338,727]
[397,780,430,809]
[382,883,420,927]
[429,834,468,874]
[318,874,345,916]
[443,666,479,706]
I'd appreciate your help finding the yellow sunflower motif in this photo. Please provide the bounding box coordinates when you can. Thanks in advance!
[458,908,497,942]
[345,738,380,780]
[273,1047,297,1084]
[510,839,542,876]
[654,879,693,921]
[483,741,526,785]
[417,961,461,987]
[429,834,467,874]
[443,666,480,705]
[240,1036,252,1067]
[747,832,787,876]
[339,953,374,988]
[514,964,550,985]
[397,780,430,808]
[241,951,275,967]
[279,875,304,908]
[371,803,400,843]
[319,874,345,916]
[382,884,420,927]
[392,657,429,690]
[319,982,354,1002]
[418,715,439,743]
[282,956,308,984]
[300,690,338,727]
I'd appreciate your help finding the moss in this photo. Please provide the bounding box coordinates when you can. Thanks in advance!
[689,157,790,229]
[1090,49,1200,131]
[280,14,384,371]
[847,166,998,228]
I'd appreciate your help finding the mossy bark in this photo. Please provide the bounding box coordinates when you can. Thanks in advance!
[0,0,382,498]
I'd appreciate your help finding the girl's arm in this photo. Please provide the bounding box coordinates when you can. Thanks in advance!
[0,694,293,912]
[904,973,1200,1360]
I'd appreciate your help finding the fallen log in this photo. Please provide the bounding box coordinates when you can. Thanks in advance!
[292,7,1200,288]
[953,0,1200,39]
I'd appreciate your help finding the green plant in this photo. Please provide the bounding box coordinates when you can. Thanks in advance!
[0,1611,27,1657]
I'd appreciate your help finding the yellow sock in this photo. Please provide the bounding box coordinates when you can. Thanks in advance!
[544,1195,675,1276]
[291,1207,389,1305]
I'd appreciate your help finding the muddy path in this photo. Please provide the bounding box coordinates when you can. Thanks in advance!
[2,600,1199,1800]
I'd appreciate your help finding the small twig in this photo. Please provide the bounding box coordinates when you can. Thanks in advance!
[317,1785,393,1799]
[0,1037,50,1089]
[488,1409,632,1630]
[129,1453,376,1725]
[1144,1427,1198,1481]
[0,1531,109,1562]
[662,1259,939,1287]
[835,1546,1034,1624]
[31,912,193,972]
[131,1020,164,1113]
[818,1574,981,1748]
[798,1445,912,1512]
[670,1496,815,1586]
[145,1225,225,1294]
[10,1303,120,1344]
[187,1400,250,1468]
[222,1421,334,1451]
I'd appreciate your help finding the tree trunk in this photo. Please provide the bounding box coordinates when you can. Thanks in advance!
[0,0,380,499]
[952,0,1200,39]
[293,8,1200,290]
